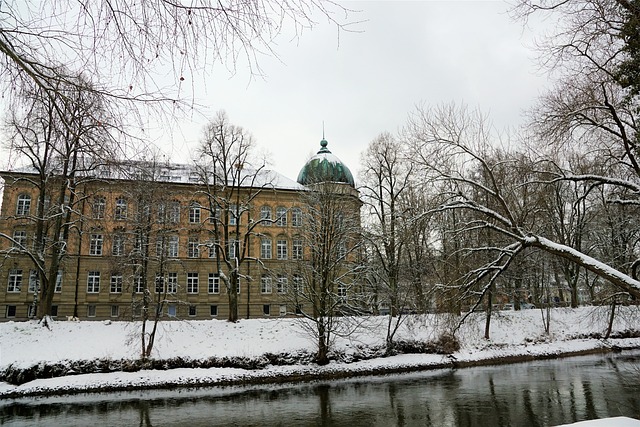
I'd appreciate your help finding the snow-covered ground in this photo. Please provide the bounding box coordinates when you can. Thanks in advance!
[1,306,639,402]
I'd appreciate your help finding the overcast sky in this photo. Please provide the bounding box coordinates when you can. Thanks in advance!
[156,0,548,185]
[1,1,549,186]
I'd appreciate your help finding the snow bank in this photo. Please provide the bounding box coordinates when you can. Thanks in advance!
[1,306,639,397]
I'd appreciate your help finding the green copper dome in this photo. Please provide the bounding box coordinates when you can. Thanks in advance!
[297,139,355,187]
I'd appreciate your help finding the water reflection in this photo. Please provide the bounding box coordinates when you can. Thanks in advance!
[1,351,639,427]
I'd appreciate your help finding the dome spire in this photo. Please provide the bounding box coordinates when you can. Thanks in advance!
[319,122,330,154]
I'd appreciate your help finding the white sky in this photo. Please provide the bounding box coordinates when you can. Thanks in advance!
[154,0,548,185]
[0,1,548,186]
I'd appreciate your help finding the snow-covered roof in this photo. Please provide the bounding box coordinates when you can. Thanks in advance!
[3,160,306,191]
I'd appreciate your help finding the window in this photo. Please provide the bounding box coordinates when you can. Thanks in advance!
[16,194,31,216]
[263,304,271,316]
[114,197,127,220]
[7,269,22,292]
[137,202,150,222]
[167,272,178,293]
[155,274,164,294]
[295,304,303,315]
[6,305,16,318]
[87,271,100,293]
[208,273,220,294]
[261,237,272,259]
[279,305,287,316]
[92,197,106,219]
[261,275,272,294]
[110,274,123,293]
[12,230,27,249]
[293,274,304,294]
[51,305,58,317]
[157,202,166,223]
[210,305,218,316]
[90,233,103,256]
[208,242,216,258]
[275,207,287,226]
[188,305,197,317]
[168,235,179,258]
[189,202,201,223]
[292,239,303,260]
[167,304,177,317]
[187,272,199,294]
[156,236,166,258]
[87,305,97,317]
[292,208,303,227]
[260,206,272,225]
[277,275,288,294]
[133,233,143,253]
[134,276,144,293]
[169,201,180,223]
[338,283,347,300]
[228,240,240,259]
[277,239,288,260]
[208,206,221,224]
[112,233,125,256]
[54,270,63,293]
[111,305,119,318]
[28,270,39,292]
[229,204,239,226]
[338,242,347,259]
[188,236,200,258]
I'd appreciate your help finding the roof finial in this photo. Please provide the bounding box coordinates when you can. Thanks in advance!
[319,121,329,152]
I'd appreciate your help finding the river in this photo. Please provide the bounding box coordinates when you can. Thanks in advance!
[1,351,639,426]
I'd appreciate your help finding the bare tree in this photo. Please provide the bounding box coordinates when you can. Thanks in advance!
[360,132,415,352]
[406,103,640,315]
[194,110,270,322]
[0,76,117,323]
[289,180,364,365]
[111,158,190,359]
[0,1,349,108]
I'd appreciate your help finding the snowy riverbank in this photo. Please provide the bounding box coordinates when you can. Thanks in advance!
[1,306,639,398]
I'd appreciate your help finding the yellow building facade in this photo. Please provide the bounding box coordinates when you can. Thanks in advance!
[0,140,361,321]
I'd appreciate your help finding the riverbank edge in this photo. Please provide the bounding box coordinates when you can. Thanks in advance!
[2,338,639,400]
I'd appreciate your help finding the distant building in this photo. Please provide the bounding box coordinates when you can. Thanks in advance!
[0,139,360,320]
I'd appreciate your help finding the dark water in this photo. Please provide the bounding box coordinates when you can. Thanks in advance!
[1,351,640,427]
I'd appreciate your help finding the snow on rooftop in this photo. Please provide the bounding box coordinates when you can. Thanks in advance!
[4,161,306,191]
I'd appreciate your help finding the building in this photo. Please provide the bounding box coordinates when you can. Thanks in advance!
[0,139,360,321]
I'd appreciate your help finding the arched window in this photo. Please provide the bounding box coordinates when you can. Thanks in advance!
[275,207,287,226]
[291,207,303,227]
[92,196,106,219]
[260,206,272,226]
[16,194,31,216]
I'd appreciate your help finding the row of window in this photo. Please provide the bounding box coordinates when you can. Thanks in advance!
[7,269,347,299]
[14,194,305,227]
[84,233,305,260]
[85,271,227,295]
[261,274,301,294]
[7,269,62,293]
